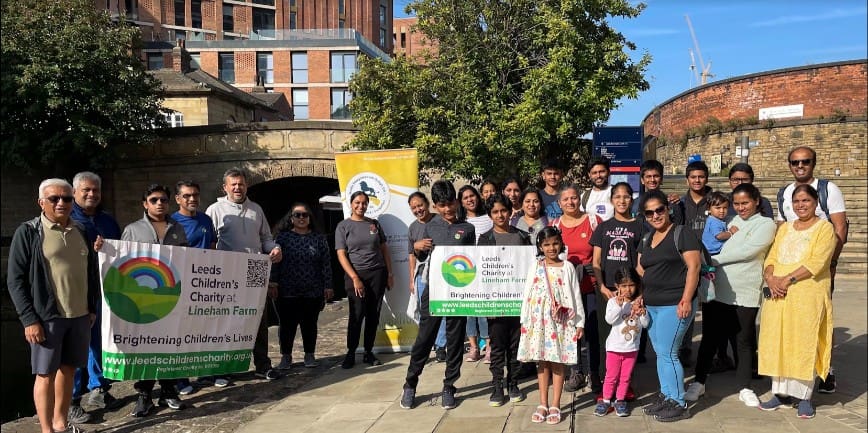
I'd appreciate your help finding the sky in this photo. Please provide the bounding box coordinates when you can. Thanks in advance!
[395,1,868,126]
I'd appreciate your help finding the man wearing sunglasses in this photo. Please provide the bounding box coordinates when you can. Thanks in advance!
[121,184,190,416]
[776,146,848,394]
[8,178,100,433]
[68,172,123,423]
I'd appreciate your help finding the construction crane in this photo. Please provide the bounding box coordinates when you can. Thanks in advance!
[685,14,714,85]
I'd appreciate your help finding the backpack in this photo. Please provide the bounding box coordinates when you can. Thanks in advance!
[580,189,593,213]
[641,225,716,302]
[777,179,831,221]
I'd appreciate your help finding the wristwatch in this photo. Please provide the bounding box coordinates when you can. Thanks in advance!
[789,276,797,285]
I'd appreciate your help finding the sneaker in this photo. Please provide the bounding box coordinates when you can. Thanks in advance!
[363,352,383,366]
[465,348,481,362]
[758,394,792,411]
[255,368,280,380]
[594,400,612,417]
[276,355,292,370]
[563,367,587,392]
[818,372,836,394]
[131,392,154,417]
[304,353,319,368]
[684,382,705,402]
[441,386,457,409]
[796,399,815,419]
[400,388,416,409]
[85,388,123,410]
[68,404,91,424]
[341,352,355,369]
[483,345,491,364]
[214,377,230,388]
[508,383,525,403]
[489,380,505,407]
[178,384,195,396]
[738,388,760,407]
[435,346,447,363]
[614,400,630,417]
[54,423,88,433]
[158,395,185,410]
[643,393,667,416]
[655,399,689,422]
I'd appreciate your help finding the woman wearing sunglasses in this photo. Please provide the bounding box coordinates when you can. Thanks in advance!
[271,203,333,370]
[635,190,701,422]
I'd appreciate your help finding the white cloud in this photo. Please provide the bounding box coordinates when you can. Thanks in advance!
[750,7,868,27]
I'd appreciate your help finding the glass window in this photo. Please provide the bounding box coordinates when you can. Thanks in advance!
[291,52,308,83]
[252,8,275,36]
[331,88,352,120]
[125,0,138,20]
[222,5,234,33]
[380,29,386,47]
[292,89,309,120]
[164,111,184,127]
[252,0,275,5]
[174,0,185,26]
[339,0,345,15]
[147,53,164,70]
[189,54,201,70]
[289,12,297,29]
[219,52,235,83]
[400,32,406,48]
[191,0,202,28]
[330,51,356,83]
[339,19,345,29]
[257,52,274,84]
[380,5,386,26]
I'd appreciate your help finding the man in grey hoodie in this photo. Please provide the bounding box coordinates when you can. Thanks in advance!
[206,168,282,383]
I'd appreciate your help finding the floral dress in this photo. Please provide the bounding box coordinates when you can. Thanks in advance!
[517,260,584,364]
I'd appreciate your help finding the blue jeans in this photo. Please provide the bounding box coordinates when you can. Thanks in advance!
[465,317,488,340]
[73,307,109,399]
[647,300,697,406]
[416,275,447,348]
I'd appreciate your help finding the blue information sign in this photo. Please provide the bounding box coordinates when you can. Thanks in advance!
[592,126,643,168]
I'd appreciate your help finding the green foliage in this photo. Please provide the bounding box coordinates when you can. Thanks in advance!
[348,0,650,181]
[1,0,166,175]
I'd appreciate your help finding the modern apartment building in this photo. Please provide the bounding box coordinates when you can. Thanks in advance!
[103,0,392,121]
[392,16,435,61]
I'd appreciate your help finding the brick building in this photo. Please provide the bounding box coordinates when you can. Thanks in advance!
[103,0,393,121]
[392,16,435,61]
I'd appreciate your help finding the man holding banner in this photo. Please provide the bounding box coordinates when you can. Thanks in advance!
[400,180,476,410]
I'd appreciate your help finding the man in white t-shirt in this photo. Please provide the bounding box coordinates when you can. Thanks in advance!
[776,145,848,394]
[580,158,614,221]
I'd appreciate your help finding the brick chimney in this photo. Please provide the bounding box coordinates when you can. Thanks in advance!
[172,39,190,73]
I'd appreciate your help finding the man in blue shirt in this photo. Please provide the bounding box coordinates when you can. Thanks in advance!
[69,172,123,422]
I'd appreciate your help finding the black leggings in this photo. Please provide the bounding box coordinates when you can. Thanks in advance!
[694,301,758,389]
[276,297,323,354]
[345,267,387,353]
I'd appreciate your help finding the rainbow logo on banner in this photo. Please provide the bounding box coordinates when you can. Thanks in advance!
[103,254,181,324]
[441,254,476,287]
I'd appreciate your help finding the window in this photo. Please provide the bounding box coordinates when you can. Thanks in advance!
[222,5,234,33]
[174,0,185,26]
[292,89,309,120]
[338,0,345,15]
[330,52,356,83]
[400,32,406,48]
[252,0,275,5]
[289,12,297,29]
[339,19,345,29]
[189,54,201,70]
[380,5,386,26]
[291,52,308,83]
[147,53,164,70]
[252,8,275,36]
[163,111,184,127]
[380,29,386,47]
[191,0,202,28]
[125,0,138,20]
[331,89,352,119]
[257,52,274,84]
[219,52,235,83]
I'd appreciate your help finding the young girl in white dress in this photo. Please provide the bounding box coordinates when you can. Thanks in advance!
[518,226,585,425]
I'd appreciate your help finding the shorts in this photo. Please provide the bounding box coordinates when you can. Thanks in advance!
[31,315,90,375]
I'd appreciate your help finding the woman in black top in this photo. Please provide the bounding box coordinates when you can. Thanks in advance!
[335,191,393,369]
[271,202,333,370]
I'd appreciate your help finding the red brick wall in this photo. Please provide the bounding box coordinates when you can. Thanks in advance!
[308,50,330,83]
[235,52,256,85]
[643,61,868,141]
[309,87,331,120]
[393,17,436,61]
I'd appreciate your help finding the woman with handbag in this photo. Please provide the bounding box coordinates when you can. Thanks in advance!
[683,184,776,406]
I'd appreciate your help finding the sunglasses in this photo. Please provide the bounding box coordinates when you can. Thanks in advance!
[644,206,667,218]
[789,158,813,167]
[180,193,200,200]
[44,195,74,204]
[292,212,309,218]
[148,197,169,204]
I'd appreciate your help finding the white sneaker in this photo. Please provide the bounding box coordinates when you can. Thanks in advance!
[738,388,760,407]
[178,385,194,395]
[684,382,705,401]
[214,378,229,388]
[276,355,292,370]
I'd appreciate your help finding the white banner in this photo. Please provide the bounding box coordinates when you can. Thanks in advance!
[98,240,269,380]
[429,245,537,316]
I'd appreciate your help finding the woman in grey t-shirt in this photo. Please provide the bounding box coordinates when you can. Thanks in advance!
[335,191,393,369]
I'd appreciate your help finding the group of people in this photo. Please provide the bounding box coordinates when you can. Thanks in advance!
[7,144,847,432]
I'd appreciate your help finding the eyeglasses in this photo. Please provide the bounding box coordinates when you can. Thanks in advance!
[180,193,200,200]
[643,206,667,218]
[148,197,169,204]
[729,177,752,184]
[292,212,309,218]
[44,195,73,204]
[789,158,813,167]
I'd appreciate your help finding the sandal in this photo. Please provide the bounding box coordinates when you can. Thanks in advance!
[531,405,548,423]
[546,406,562,425]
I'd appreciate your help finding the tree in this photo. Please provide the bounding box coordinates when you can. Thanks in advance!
[1,0,165,175]
[348,0,650,181]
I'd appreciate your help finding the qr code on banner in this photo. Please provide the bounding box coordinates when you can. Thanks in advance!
[247,259,270,288]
